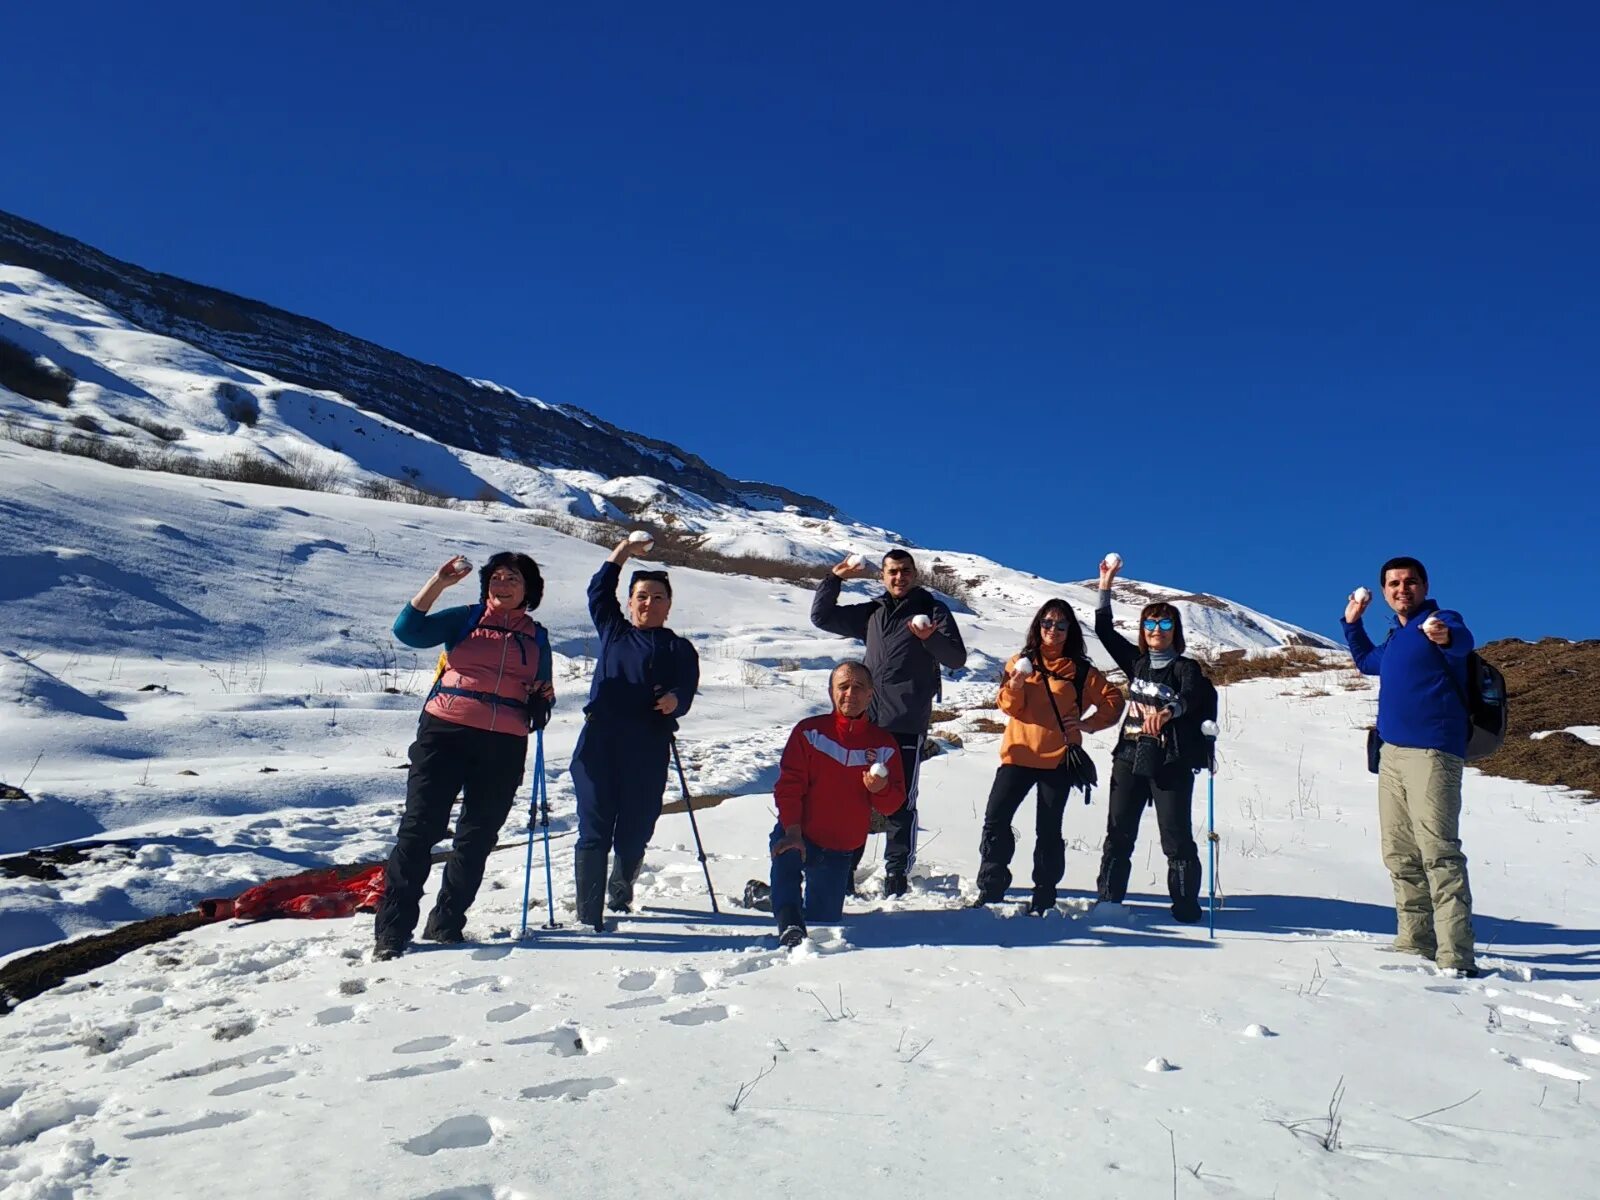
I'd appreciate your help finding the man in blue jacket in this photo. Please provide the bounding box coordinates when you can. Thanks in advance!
[812,549,968,897]
[1342,556,1477,976]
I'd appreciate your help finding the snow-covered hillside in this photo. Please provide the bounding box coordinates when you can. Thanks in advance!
[0,262,1329,666]
[2,438,1599,1199]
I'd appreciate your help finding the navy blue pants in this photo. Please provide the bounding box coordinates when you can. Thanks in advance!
[769,823,857,928]
[571,719,672,862]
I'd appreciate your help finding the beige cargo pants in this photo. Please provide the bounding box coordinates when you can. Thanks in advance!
[1378,745,1474,968]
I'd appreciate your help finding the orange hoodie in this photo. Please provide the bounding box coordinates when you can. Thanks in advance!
[996,653,1125,769]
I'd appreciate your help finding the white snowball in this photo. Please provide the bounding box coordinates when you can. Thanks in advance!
[1200,719,1219,738]
[1104,552,1122,570]
[868,762,889,779]
[1013,656,1033,677]
[1143,1056,1175,1073]
[1353,586,1371,603]
[1243,1023,1276,1038]
[628,530,654,545]
[910,614,932,631]
[846,553,865,568]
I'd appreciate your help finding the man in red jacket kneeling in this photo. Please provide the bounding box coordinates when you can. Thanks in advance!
[770,661,908,947]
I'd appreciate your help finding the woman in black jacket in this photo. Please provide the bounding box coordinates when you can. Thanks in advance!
[1093,555,1217,923]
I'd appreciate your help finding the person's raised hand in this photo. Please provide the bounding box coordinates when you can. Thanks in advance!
[435,556,473,587]
[1098,554,1121,590]
[1344,587,1371,625]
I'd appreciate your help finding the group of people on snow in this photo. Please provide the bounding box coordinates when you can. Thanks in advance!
[369,539,1482,980]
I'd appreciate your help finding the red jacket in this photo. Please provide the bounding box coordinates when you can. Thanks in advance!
[775,712,907,852]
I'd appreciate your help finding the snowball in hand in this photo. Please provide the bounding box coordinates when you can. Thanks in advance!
[1200,719,1219,738]
[1013,656,1033,676]
[1103,552,1122,570]
[1424,615,1443,630]
[1353,586,1372,603]
[910,614,932,632]
[453,556,472,574]
[868,762,889,780]
[846,552,865,568]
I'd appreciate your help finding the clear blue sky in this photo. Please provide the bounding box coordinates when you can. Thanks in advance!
[6,3,1597,641]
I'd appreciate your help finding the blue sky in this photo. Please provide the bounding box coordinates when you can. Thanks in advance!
[6,3,1597,640]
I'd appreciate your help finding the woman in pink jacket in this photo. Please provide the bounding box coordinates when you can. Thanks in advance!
[372,552,553,960]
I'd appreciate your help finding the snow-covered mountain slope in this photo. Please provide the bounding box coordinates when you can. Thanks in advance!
[0,260,1330,669]
[0,434,1597,1198]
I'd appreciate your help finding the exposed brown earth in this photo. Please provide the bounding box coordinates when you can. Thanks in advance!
[1474,638,1600,801]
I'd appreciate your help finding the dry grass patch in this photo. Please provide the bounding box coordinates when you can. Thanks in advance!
[1198,645,1332,686]
[1473,638,1600,800]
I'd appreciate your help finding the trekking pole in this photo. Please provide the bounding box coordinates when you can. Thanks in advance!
[670,735,719,915]
[538,736,558,929]
[520,730,544,939]
[1201,720,1220,938]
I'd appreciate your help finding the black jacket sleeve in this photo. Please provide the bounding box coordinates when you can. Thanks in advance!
[1094,594,1141,677]
[811,573,874,641]
[924,599,968,671]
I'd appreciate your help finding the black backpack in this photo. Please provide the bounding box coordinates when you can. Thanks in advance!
[1453,651,1509,762]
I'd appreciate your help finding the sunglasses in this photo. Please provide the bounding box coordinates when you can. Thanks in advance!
[1143,618,1175,632]
[1039,619,1073,632]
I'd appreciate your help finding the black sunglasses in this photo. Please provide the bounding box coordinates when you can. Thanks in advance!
[1039,619,1073,632]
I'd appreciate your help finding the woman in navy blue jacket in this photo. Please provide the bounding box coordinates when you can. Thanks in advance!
[571,537,700,930]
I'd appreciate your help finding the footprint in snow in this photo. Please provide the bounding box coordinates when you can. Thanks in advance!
[446,976,508,994]
[520,1077,618,1101]
[505,1025,590,1057]
[616,970,657,992]
[663,1005,732,1027]
[608,995,666,1011]
[210,1069,297,1096]
[129,995,164,1015]
[669,970,714,995]
[1496,1050,1589,1082]
[368,1059,463,1082]
[471,945,513,961]
[1565,1034,1600,1056]
[402,1114,496,1156]
[126,1110,251,1139]
[313,1006,356,1026]
[394,1035,456,1054]
[486,1003,530,1024]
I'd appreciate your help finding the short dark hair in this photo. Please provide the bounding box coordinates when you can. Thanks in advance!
[1379,556,1429,589]
[882,549,917,570]
[1138,601,1187,655]
[831,660,873,687]
[479,552,543,610]
[630,569,672,599]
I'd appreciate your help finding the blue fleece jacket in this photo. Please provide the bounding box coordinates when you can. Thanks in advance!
[584,561,700,732]
[1342,599,1475,757]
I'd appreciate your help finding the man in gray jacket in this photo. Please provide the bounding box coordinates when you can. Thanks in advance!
[812,549,968,896]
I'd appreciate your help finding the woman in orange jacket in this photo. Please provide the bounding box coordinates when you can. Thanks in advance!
[972,600,1124,912]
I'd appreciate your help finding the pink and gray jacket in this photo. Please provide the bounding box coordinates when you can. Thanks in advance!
[394,602,552,736]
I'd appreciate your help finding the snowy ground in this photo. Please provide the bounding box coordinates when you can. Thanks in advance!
[3,443,1599,1198]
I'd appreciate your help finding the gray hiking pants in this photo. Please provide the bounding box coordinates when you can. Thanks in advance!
[1378,745,1474,968]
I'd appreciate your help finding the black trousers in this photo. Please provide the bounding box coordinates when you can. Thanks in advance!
[373,713,528,945]
[1097,757,1201,904]
[850,727,925,879]
[975,763,1076,902]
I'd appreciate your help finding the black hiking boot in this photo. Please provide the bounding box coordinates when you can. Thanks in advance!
[372,939,407,962]
[422,911,465,944]
[1029,887,1057,916]
[1096,854,1131,905]
[1168,855,1203,924]
[742,879,773,912]
[776,904,806,948]
[573,847,609,932]
[883,873,909,899]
